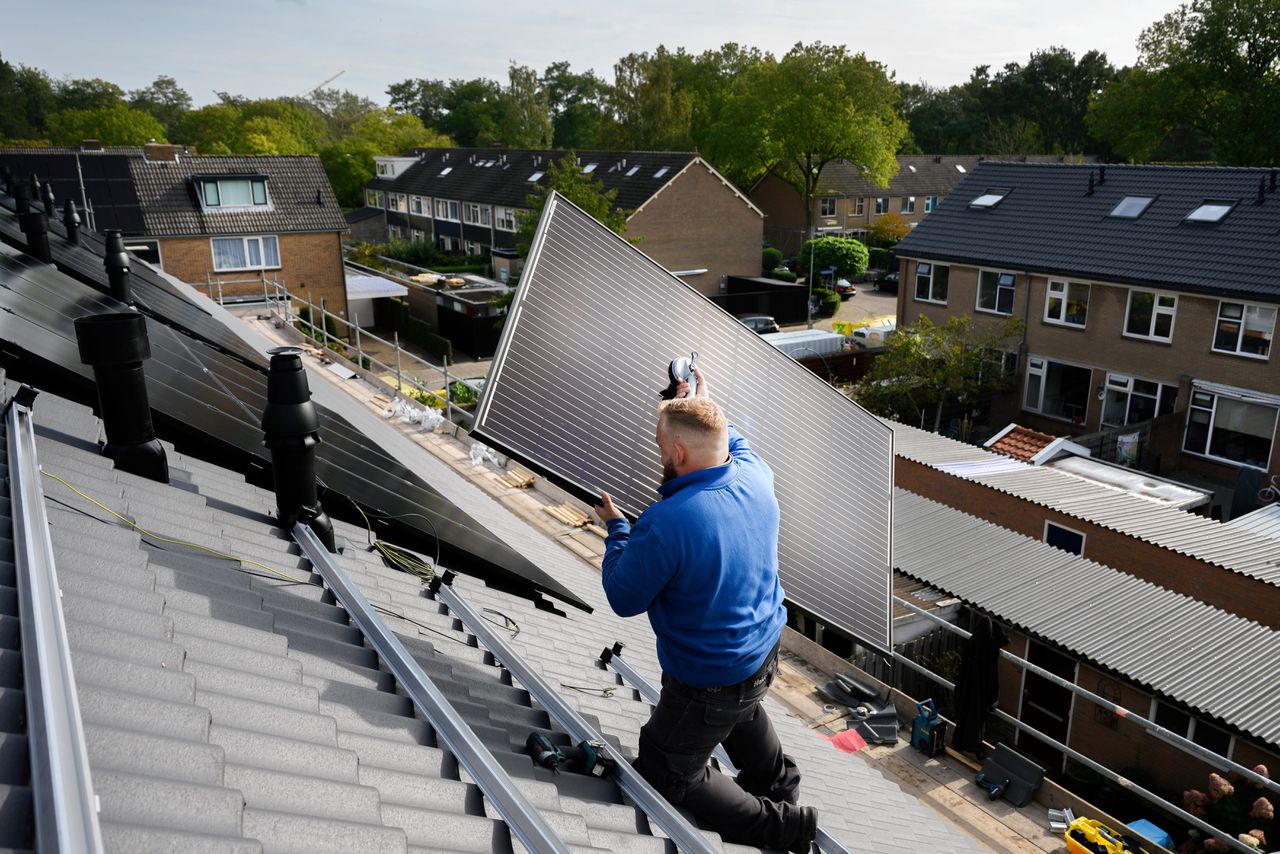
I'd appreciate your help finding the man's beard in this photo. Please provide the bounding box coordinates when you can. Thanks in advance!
[661,460,677,485]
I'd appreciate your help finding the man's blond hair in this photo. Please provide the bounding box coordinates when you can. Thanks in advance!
[658,397,727,443]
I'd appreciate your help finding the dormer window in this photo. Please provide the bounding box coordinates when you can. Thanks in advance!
[969,188,1008,209]
[1185,200,1234,223]
[1110,196,1153,218]
[199,177,268,209]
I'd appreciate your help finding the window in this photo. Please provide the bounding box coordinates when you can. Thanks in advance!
[1184,390,1279,469]
[1024,357,1092,423]
[907,164,917,173]
[495,206,517,232]
[1125,290,1177,341]
[980,350,1018,384]
[434,199,459,221]
[463,203,491,226]
[654,166,670,178]
[901,196,916,214]
[820,197,836,217]
[924,195,938,213]
[1152,701,1191,737]
[1213,301,1275,359]
[376,163,388,176]
[914,262,949,303]
[625,165,639,177]
[955,164,967,173]
[855,198,865,216]
[1044,522,1085,555]
[969,189,1008,209]
[211,235,280,271]
[582,163,597,174]
[1102,374,1178,427]
[1151,701,1232,758]
[125,240,161,267]
[389,193,406,212]
[464,240,482,254]
[439,167,452,177]
[200,177,268,209]
[1044,280,1090,327]
[977,270,1017,315]
[365,189,384,208]
[410,196,425,215]
[1185,200,1234,223]
[874,197,888,215]
[1192,720,1232,757]
[1110,196,1153,218]
[410,229,425,242]
[527,171,544,182]
[388,224,402,239]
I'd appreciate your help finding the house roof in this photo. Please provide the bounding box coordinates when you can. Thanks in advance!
[895,489,1280,748]
[1224,502,1280,540]
[368,147,701,212]
[893,161,1280,301]
[986,424,1057,462]
[888,419,1280,588]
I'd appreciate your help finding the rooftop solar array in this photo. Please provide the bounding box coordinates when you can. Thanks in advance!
[474,193,894,651]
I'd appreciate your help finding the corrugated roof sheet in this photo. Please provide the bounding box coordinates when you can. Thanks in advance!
[895,489,1280,748]
[893,161,1280,301]
[888,419,1280,587]
[1225,503,1280,540]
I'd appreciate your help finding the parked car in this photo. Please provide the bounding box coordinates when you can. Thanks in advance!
[849,321,897,349]
[736,314,781,334]
[873,270,899,293]
[833,278,858,299]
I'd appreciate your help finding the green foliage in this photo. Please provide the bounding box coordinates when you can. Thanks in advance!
[516,153,628,255]
[868,212,911,247]
[175,104,242,152]
[853,315,1024,432]
[762,247,783,274]
[797,237,869,280]
[600,46,695,150]
[382,238,440,268]
[0,56,56,140]
[767,268,797,283]
[46,103,167,146]
[128,76,192,135]
[541,61,607,148]
[499,63,553,148]
[54,78,126,113]
[1180,769,1276,854]
[812,287,839,317]
[868,247,894,271]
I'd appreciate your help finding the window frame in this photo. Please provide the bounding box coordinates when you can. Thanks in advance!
[1123,289,1178,342]
[210,235,281,272]
[1043,279,1091,328]
[874,197,889,215]
[924,195,938,213]
[819,197,837,217]
[976,268,1018,316]
[1149,700,1234,759]
[1211,300,1276,360]
[1101,373,1178,428]
[409,195,426,216]
[855,198,865,216]
[199,177,270,211]
[434,198,460,221]
[1023,355,1094,424]
[1183,389,1280,470]
[913,261,949,304]
[463,203,491,227]
[494,206,517,232]
[1043,521,1086,555]
[901,196,916,214]
[366,189,384,208]
[388,192,407,212]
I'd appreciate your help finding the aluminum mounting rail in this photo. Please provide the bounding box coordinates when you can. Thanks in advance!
[430,571,716,854]
[292,525,569,854]
[7,394,104,853]
[599,643,852,854]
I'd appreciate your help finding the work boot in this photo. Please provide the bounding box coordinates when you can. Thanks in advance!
[786,806,817,853]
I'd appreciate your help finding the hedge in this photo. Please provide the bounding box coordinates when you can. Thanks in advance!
[405,316,453,361]
[431,264,488,275]
[813,288,840,317]
[762,247,783,274]
[868,247,894,271]
[768,267,798,283]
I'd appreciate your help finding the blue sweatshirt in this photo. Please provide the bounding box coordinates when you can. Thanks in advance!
[601,425,786,688]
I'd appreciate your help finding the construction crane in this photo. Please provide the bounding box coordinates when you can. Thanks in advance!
[303,70,345,96]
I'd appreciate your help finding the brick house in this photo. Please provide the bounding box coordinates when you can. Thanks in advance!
[893,162,1280,499]
[360,147,763,296]
[750,154,1099,258]
[0,142,350,320]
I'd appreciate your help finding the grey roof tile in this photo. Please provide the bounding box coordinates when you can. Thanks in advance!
[70,650,196,705]
[99,822,264,854]
[240,808,407,854]
[223,763,383,824]
[94,770,244,836]
[196,690,336,745]
[182,659,319,711]
[62,596,173,641]
[208,725,358,783]
[315,699,431,744]
[378,803,507,852]
[84,724,225,786]
[68,622,185,671]
[336,731,449,776]
[179,632,301,683]
[78,684,210,742]
[357,765,473,811]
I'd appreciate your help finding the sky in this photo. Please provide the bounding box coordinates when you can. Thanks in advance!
[4,0,1181,106]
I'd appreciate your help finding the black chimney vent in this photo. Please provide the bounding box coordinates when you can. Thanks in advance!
[316,188,324,206]
[28,173,40,198]
[40,180,55,213]
[103,230,132,303]
[1271,169,1277,192]
[1086,171,1095,196]
[63,199,81,244]
[14,181,32,215]
[73,312,169,483]
[1259,176,1267,205]
[16,182,51,263]
[1,166,12,195]
[261,347,336,551]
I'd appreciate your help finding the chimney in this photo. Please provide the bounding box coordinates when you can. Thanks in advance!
[73,312,169,483]
[103,230,132,303]
[63,199,81,244]
[142,143,181,163]
[260,347,335,551]
[934,155,942,163]
[1087,171,1095,196]
[15,183,51,263]
[79,139,104,152]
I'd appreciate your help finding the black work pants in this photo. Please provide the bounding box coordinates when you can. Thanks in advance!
[634,645,806,848]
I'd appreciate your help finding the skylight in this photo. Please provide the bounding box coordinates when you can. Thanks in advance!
[1110,196,1153,218]
[439,167,452,176]
[969,189,1008,209]
[654,166,670,178]
[582,163,597,174]
[625,165,639,177]
[528,171,544,182]
[1185,200,1234,223]
[955,164,967,173]
[907,164,917,173]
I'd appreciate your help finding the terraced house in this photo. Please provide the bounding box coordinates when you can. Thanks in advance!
[894,162,1280,501]
[357,147,762,295]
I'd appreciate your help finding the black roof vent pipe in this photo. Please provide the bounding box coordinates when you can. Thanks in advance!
[261,347,335,552]
[73,312,169,483]
[2,166,12,195]
[1098,165,1107,184]
[15,182,51,263]
[28,173,41,199]
[103,230,132,303]
[1259,176,1267,205]
[1086,171,1095,196]
[63,199,81,244]
[40,180,56,213]
[1270,169,1277,192]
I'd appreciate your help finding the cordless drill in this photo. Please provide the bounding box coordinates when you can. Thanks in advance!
[525,732,615,777]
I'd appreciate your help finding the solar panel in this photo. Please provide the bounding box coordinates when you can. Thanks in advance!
[473,193,894,651]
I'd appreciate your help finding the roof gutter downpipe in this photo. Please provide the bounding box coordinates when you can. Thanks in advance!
[261,347,336,552]
[73,312,170,483]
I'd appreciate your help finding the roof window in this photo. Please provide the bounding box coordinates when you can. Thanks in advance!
[969,188,1009,209]
[439,167,452,176]
[528,171,544,182]
[582,163,597,174]
[955,164,967,173]
[907,164,917,173]
[1110,196,1154,218]
[1185,200,1235,223]
[625,165,639,177]
[654,166,670,179]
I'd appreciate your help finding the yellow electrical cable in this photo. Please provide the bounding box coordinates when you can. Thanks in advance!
[40,470,303,585]
[354,501,434,582]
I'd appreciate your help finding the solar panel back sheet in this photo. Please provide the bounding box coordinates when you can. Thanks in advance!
[473,193,894,651]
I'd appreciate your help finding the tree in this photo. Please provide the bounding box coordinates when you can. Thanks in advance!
[53,77,125,112]
[542,62,606,148]
[307,88,379,140]
[853,315,1023,432]
[176,104,242,153]
[711,43,906,238]
[498,63,553,148]
[868,211,911,247]
[46,103,167,146]
[439,79,503,147]
[1086,66,1211,162]
[601,47,695,150]
[516,153,629,255]
[129,75,191,135]
[0,54,56,141]
[320,111,451,206]
[797,236,869,280]
[387,78,451,130]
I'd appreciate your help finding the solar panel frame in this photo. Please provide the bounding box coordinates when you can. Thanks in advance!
[473,193,894,652]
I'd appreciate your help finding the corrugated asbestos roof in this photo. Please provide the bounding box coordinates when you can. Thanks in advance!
[893,161,1280,301]
[22,389,986,853]
[368,148,702,212]
[888,420,1280,587]
[129,155,348,238]
[1225,503,1280,540]
[895,489,1280,748]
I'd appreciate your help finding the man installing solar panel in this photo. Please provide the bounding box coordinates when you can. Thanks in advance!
[593,366,818,853]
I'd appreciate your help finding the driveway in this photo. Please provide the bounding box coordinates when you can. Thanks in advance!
[780,286,899,333]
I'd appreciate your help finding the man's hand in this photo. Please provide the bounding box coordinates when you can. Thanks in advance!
[675,366,710,400]
[594,491,623,523]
